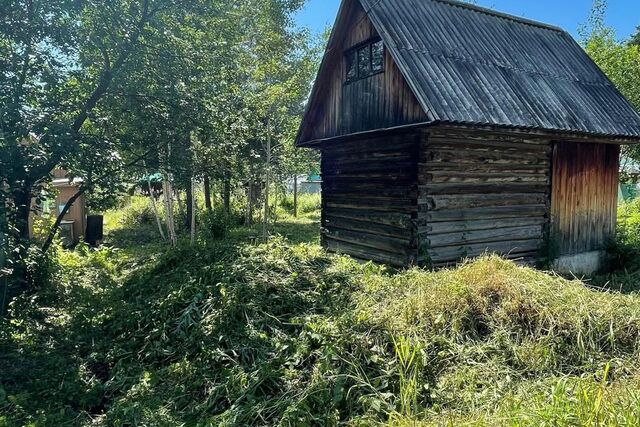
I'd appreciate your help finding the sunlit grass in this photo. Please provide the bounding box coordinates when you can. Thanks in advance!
[4,199,640,426]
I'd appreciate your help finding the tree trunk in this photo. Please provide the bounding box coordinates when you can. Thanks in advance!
[263,121,271,242]
[223,172,231,214]
[1,206,8,316]
[163,178,177,246]
[145,162,165,240]
[293,175,298,218]
[149,185,166,240]
[190,177,196,244]
[245,181,253,226]
[13,184,32,242]
[185,179,193,230]
[204,175,212,211]
[164,141,177,247]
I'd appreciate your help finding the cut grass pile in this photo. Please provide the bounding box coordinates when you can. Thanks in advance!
[3,230,640,426]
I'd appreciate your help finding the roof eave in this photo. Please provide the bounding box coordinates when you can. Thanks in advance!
[297,120,640,147]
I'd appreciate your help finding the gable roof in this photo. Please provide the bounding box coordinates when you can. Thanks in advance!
[297,0,640,145]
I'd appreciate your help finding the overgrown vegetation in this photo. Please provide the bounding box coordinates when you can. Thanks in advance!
[3,0,640,424]
[3,199,640,426]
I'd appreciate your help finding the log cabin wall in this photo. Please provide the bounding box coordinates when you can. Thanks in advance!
[550,142,620,255]
[321,129,421,266]
[418,128,552,267]
[300,1,426,143]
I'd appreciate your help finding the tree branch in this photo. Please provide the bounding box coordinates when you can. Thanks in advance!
[38,0,154,177]
[41,149,153,253]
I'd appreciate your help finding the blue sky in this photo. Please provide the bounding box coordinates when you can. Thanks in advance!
[295,0,639,41]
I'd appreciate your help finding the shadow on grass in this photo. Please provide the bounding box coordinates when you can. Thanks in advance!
[272,212,321,245]
[0,209,326,425]
[0,220,351,425]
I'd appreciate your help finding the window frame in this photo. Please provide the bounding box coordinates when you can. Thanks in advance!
[344,37,384,84]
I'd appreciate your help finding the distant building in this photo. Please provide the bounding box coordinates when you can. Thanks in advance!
[620,158,640,201]
[287,175,322,195]
[31,169,86,245]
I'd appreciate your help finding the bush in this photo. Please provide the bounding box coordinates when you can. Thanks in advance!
[120,197,158,228]
[199,207,243,239]
[597,200,640,289]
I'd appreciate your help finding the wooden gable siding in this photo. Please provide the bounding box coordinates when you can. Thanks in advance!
[551,142,620,255]
[300,1,426,143]
[321,129,421,266]
[418,128,552,267]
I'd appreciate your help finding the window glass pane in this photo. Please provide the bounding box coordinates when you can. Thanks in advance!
[371,40,383,72]
[357,46,371,77]
[346,50,357,82]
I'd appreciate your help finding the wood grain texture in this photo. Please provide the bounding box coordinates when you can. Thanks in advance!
[321,129,420,266]
[418,128,552,266]
[299,0,426,143]
[550,142,620,255]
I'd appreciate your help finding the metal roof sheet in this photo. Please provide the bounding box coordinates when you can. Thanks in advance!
[359,0,640,140]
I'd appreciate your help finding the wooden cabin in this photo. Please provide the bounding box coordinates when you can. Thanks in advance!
[295,0,640,273]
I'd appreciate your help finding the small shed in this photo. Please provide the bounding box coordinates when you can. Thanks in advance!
[52,170,86,245]
[31,169,87,245]
[296,0,640,272]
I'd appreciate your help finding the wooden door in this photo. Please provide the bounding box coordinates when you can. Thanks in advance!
[550,142,620,255]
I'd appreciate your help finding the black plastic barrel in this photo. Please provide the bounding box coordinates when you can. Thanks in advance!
[86,215,104,246]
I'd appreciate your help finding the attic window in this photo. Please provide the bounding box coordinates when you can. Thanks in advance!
[345,39,384,83]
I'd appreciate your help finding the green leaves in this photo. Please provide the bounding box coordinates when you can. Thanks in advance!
[580,1,640,164]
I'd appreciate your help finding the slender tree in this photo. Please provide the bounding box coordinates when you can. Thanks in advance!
[580,0,640,162]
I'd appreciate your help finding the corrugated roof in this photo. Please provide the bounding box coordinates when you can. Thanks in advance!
[356,0,640,140]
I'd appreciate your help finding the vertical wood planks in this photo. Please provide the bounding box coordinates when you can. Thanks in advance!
[550,142,620,255]
[301,0,426,143]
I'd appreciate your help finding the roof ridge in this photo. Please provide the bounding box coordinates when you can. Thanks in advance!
[430,0,566,33]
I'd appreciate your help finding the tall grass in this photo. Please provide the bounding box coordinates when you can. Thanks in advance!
[279,193,321,216]
[4,199,640,426]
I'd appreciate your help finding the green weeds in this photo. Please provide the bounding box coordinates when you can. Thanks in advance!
[3,199,640,426]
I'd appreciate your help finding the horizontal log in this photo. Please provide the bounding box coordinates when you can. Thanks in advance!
[323,139,417,157]
[426,138,551,153]
[422,217,546,235]
[424,225,544,248]
[428,132,550,147]
[420,193,548,211]
[424,239,541,263]
[324,182,416,195]
[324,176,415,186]
[324,216,410,239]
[324,189,417,200]
[420,182,549,195]
[326,195,413,208]
[326,200,416,214]
[324,208,413,228]
[322,161,418,180]
[426,150,548,165]
[325,238,409,267]
[420,162,550,173]
[426,204,548,222]
[425,172,548,185]
[323,157,414,171]
[324,228,410,255]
